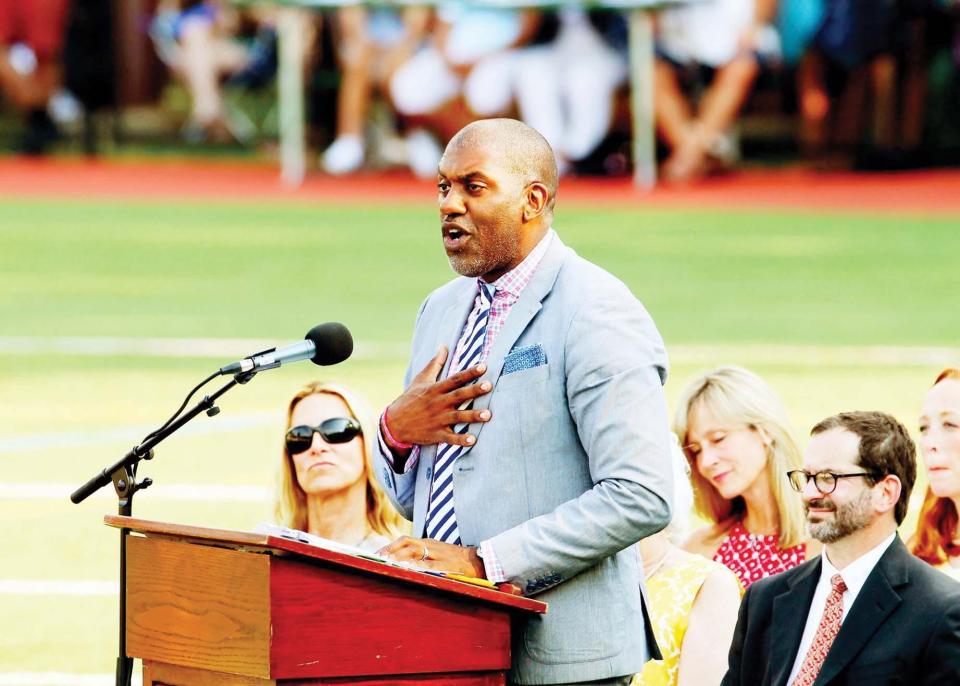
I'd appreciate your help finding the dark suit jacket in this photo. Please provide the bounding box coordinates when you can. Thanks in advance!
[721,537,960,686]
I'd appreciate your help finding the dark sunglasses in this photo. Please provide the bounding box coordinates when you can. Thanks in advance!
[285,417,362,453]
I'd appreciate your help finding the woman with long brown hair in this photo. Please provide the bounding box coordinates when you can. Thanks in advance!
[910,368,960,578]
[275,381,406,550]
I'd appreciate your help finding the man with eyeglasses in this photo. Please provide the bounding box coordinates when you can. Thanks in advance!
[722,410,960,686]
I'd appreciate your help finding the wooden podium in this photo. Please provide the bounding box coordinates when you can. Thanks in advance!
[105,516,546,686]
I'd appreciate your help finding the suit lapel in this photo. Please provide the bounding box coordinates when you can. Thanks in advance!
[770,559,822,686]
[468,235,568,445]
[814,539,907,685]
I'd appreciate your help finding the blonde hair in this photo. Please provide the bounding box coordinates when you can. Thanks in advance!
[673,366,807,549]
[275,381,406,538]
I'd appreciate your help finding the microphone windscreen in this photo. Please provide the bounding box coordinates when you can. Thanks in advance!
[306,322,353,366]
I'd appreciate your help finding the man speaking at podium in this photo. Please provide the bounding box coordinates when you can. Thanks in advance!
[376,118,673,686]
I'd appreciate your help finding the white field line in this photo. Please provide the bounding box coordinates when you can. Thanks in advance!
[0,482,270,501]
[0,335,956,367]
[0,411,276,454]
[0,335,409,360]
[0,674,141,686]
[670,344,960,368]
[0,580,117,596]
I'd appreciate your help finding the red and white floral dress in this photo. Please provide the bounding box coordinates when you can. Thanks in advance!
[713,521,806,589]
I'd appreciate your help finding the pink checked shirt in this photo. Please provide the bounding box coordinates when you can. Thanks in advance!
[454,229,554,364]
[380,230,555,582]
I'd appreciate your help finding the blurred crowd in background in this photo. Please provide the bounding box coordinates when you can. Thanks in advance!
[1,0,959,181]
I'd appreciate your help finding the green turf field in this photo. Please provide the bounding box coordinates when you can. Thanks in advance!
[3,199,958,344]
[1,197,957,676]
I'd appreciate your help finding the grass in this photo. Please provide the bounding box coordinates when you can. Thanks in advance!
[2,199,958,345]
[0,194,956,675]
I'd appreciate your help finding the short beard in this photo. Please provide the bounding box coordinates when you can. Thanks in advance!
[806,490,874,543]
[446,235,517,279]
[446,252,488,278]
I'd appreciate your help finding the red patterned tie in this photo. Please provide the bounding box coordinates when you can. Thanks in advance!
[791,574,848,686]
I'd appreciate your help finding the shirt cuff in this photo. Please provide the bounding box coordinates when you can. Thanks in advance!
[377,427,420,474]
[479,540,508,583]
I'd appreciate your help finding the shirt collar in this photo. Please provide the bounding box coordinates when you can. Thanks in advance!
[482,228,555,299]
[820,531,897,597]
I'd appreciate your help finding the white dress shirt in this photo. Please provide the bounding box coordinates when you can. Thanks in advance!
[786,532,897,684]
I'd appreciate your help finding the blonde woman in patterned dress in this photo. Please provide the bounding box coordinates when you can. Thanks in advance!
[633,437,741,686]
[674,366,820,589]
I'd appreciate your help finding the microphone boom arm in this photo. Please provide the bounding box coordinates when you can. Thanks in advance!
[70,371,253,504]
[69,369,255,686]
[68,321,351,686]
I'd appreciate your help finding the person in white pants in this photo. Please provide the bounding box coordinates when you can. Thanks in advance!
[514,9,628,173]
[389,2,541,177]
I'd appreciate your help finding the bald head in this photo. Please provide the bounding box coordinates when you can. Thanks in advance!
[445,119,559,212]
[436,119,557,280]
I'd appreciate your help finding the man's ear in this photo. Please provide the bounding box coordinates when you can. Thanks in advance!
[522,182,550,223]
[874,475,902,516]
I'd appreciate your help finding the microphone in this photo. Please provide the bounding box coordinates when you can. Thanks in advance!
[219,323,353,376]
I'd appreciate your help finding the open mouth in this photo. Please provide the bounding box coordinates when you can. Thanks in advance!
[443,224,470,250]
[443,234,470,252]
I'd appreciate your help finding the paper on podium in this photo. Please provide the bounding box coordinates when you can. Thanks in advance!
[255,522,389,560]
[254,523,499,589]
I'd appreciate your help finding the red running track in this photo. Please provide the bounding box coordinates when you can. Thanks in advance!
[0,156,958,215]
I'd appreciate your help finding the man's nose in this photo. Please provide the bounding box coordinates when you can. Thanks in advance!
[801,475,822,500]
[440,188,465,215]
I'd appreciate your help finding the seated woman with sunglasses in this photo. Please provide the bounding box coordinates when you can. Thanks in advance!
[275,381,406,551]
[674,366,820,589]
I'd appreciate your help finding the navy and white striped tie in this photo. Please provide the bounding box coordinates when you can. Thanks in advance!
[424,282,494,544]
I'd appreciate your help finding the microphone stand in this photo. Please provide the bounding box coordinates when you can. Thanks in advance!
[70,369,258,686]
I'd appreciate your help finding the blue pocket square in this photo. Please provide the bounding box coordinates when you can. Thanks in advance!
[503,344,547,375]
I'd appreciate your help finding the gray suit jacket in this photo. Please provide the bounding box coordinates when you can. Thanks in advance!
[376,234,673,684]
